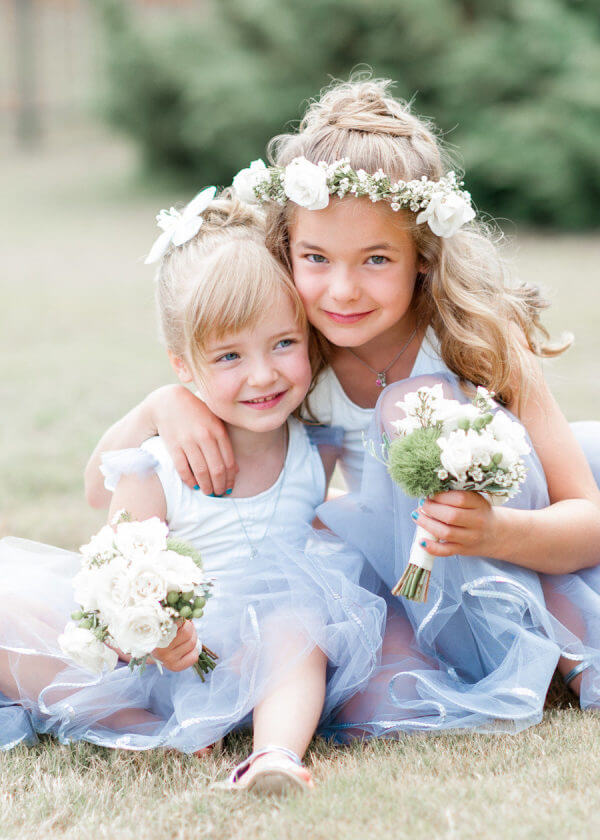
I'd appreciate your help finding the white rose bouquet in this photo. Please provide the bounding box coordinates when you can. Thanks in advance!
[59,512,217,679]
[381,385,530,602]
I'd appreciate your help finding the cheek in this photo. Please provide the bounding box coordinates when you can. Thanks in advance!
[291,264,320,308]
[285,348,313,391]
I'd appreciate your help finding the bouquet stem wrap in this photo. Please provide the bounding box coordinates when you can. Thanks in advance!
[391,524,435,601]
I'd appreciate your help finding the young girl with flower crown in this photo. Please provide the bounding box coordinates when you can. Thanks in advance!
[0,192,384,790]
[84,79,600,735]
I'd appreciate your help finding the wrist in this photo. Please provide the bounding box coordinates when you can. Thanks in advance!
[491,506,529,562]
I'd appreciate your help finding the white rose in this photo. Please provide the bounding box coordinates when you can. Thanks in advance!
[94,555,133,624]
[113,518,168,562]
[109,603,174,659]
[416,191,475,238]
[489,411,531,456]
[465,429,496,468]
[437,430,475,480]
[231,159,268,203]
[72,566,101,612]
[128,558,168,604]
[492,440,520,470]
[58,623,118,675]
[161,550,204,593]
[283,157,329,210]
[79,525,117,564]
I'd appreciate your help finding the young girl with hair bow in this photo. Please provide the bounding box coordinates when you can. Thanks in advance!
[84,78,600,735]
[0,190,384,791]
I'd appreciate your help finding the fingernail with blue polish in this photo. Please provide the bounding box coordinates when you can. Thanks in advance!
[193,485,200,491]
[411,511,419,521]
[420,540,427,548]
[419,498,425,506]
[225,489,232,495]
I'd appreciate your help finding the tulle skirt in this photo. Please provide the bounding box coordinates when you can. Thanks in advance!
[0,530,385,752]
[318,374,600,741]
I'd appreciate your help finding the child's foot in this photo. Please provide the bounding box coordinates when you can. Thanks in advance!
[215,746,314,794]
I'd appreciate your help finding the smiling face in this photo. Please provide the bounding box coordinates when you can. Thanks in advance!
[170,290,311,435]
[288,198,421,350]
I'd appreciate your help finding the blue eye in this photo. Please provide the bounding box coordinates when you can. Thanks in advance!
[217,352,239,362]
[276,338,295,349]
[367,255,388,265]
[306,254,327,264]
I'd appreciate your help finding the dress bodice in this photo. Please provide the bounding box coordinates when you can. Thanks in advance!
[304,329,449,491]
[102,418,326,585]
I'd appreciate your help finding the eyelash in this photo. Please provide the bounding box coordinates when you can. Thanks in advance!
[215,339,296,363]
[304,254,389,265]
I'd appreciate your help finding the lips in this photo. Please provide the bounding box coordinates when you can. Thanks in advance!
[323,309,375,324]
[241,391,287,410]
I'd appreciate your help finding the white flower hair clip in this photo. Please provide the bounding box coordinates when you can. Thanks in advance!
[232,157,475,238]
[145,186,217,264]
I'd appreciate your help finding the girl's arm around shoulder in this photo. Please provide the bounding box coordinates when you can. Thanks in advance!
[85,384,236,508]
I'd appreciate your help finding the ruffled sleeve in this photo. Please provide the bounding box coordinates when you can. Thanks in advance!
[100,447,159,492]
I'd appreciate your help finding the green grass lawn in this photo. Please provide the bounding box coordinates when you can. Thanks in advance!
[1,127,600,838]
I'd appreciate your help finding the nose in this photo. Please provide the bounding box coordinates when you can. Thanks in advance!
[328,266,360,303]
[247,354,278,388]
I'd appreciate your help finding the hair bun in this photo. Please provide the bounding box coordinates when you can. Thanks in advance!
[300,78,423,139]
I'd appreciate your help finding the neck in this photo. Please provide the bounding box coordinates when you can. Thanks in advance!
[226,422,288,461]
[338,311,420,368]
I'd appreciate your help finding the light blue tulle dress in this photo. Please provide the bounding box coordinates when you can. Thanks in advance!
[313,366,600,740]
[0,418,385,752]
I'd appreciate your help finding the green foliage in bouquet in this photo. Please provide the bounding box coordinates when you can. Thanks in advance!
[91,0,600,228]
[387,427,444,499]
[166,537,203,569]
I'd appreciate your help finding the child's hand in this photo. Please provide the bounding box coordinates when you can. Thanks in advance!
[414,491,506,558]
[150,385,237,496]
[152,620,199,672]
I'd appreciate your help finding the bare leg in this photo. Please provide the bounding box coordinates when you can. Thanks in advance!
[252,644,327,760]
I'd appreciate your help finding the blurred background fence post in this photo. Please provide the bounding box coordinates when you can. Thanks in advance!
[14,0,41,146]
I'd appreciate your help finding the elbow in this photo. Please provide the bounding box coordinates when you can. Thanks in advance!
[84,464,110,509]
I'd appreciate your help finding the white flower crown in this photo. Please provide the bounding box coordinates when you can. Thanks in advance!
[232,157,475,238]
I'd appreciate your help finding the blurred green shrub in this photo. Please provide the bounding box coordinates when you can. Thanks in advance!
[94,0,600,228]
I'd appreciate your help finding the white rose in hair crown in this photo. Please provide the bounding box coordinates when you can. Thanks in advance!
[365,385,529,602]
[231,157,476,238]
[59,511,217,678]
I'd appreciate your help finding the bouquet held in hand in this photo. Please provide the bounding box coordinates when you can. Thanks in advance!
[384,384,530,602]
[59,512,217,678]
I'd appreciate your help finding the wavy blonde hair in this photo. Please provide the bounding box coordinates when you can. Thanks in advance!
[156,192,307,376]
[266,77,569,409]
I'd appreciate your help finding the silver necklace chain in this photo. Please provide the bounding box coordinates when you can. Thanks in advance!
[230,425,288,560]
[345,325,419,389]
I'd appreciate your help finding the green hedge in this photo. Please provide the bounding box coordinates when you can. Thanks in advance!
[94,0,600,228]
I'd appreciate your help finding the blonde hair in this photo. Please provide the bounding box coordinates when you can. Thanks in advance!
[266,77,569,408]
[156,192,307,375]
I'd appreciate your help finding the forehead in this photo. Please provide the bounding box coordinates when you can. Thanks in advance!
[205,290,303,350]
[289,197,413,249]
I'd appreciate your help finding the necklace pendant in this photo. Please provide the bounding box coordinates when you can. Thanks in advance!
[376,372,387,389]
[250,547,258,561]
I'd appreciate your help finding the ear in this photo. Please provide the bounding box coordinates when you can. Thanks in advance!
[167,350,194,384]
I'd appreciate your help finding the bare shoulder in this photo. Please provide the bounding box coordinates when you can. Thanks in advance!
[108,471,167,524]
